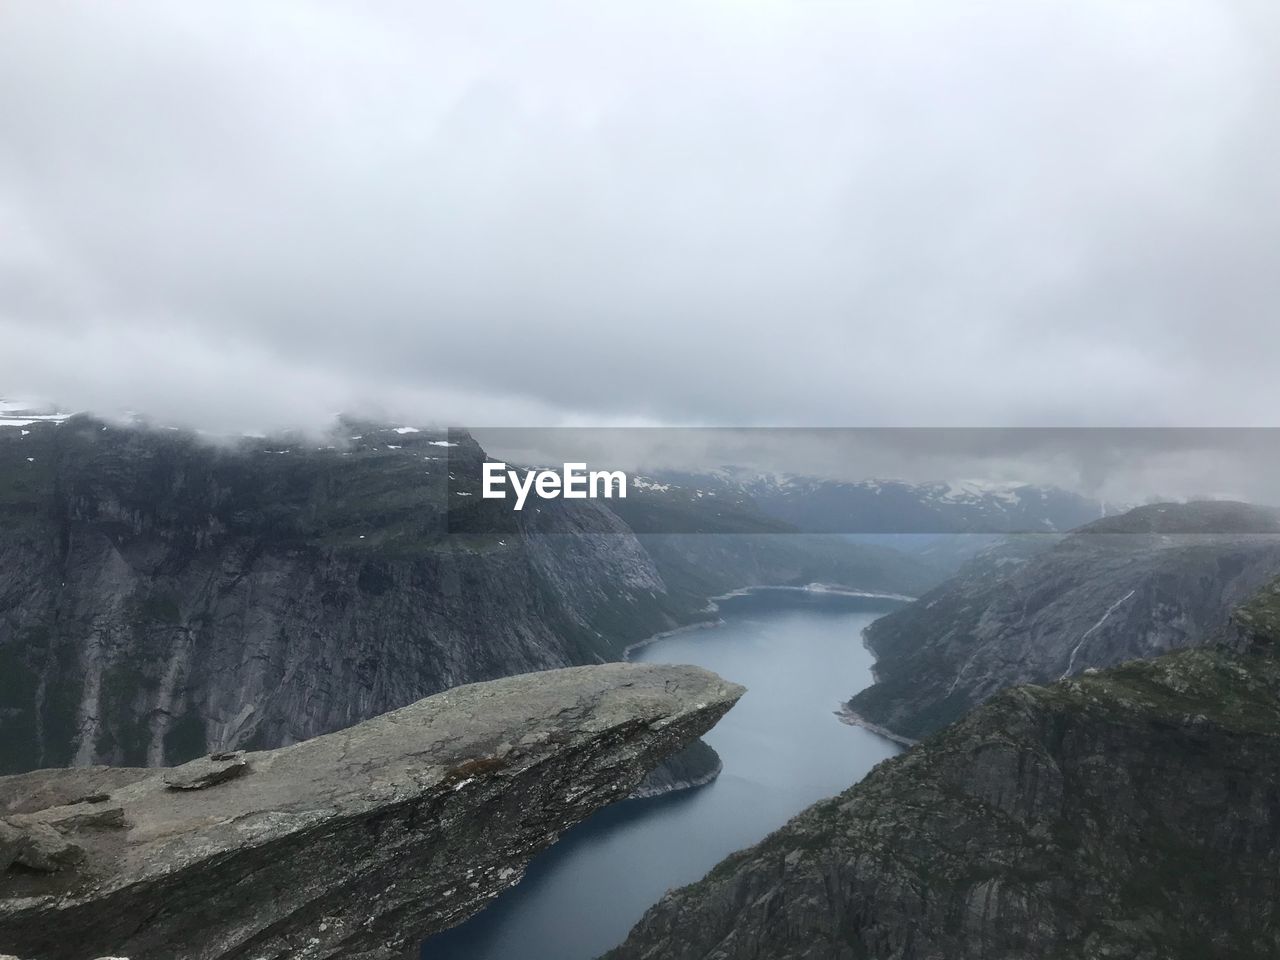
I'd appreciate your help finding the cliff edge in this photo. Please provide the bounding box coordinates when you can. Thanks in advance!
[0,662,744,960]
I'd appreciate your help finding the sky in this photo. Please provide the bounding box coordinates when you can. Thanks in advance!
[1,0,1279,434]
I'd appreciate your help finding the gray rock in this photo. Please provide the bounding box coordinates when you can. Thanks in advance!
[846,501,1280,741]
[605,591,1280,960]
[0,662,743,960]
[0,417,914,781]
[162,752,248,790]
[629,739,723,799]
[0,818,86,874]
[0,420,686,775]
[0,823,21,873]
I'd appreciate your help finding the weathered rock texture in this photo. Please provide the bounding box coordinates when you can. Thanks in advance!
[846,501,1280,741]
[629,739,723,799]
[0,662,744,960]
[603,581,1280,960]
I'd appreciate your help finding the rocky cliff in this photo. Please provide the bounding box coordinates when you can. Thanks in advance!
[0,417,927,775]
[603,580,1280,960]
[0,662,744,960]
[0,417,681,773]
[844,501,1280,741]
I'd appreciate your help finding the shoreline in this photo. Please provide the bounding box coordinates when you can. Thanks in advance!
[625,581,915,800]
[622,583,915,662]
[629,751,724,800]
[705,582,918,605]
[833,705,919,747]
[622,617,726,661]
[834,621,918,746]
[627,582,919,756]
[860,622,883,684]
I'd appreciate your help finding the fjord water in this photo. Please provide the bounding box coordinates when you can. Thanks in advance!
[421,589,904,960]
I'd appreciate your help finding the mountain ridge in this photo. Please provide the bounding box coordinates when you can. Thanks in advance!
[0,416,935,776]
[602,578,1280,960]
[843,500,1280,741]
[647,467,1114,535]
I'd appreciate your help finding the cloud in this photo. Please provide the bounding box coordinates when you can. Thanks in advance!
[1,0,1278,432]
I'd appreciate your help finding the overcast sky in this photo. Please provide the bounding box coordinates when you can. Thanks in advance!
[1,1,1278,433]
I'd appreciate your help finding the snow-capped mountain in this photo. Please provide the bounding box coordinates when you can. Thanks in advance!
[0,397,72,429]
[644,467,1116,535]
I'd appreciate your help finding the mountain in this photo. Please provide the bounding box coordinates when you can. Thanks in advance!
[0,663,743,960]
[843,500,1280,741]
[648,468,1112,535]
[602,578,1280,960]
[0,399,72,431]
[0,416,935,775]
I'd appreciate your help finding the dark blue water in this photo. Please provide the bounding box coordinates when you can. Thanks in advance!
[422,589,904,960]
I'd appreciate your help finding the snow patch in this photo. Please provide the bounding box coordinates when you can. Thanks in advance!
[1,413,71,427]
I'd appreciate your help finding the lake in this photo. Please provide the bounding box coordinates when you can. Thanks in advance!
[421,588,904,960]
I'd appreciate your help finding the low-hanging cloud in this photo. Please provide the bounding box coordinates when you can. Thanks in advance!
[1,0,1278,433]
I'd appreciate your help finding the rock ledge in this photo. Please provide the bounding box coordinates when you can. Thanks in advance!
[0,663,743,960]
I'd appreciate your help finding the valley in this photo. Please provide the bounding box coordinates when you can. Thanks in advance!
[5,417,1277,960]
[604,578,1280,960]
[422,588,905,960]
[0,417,942,774]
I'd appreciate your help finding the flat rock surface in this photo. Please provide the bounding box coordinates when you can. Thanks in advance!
[0,662,743,960]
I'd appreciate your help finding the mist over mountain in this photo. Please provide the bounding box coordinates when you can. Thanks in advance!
[3,2,1280,957]
[646,467,1113,534]
[0,415,941,776]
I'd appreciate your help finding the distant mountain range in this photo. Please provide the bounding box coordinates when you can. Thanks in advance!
[642,467,1117,535]
[0,398,72,430]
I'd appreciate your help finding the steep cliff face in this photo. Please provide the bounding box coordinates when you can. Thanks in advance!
[845,501,1280,741]
[0,418,698,773]
[0,418,931,776]
[603,583,1280,960]
[0,663,744,960]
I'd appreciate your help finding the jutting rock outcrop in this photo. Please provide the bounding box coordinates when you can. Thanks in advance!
[0,662,744,960]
